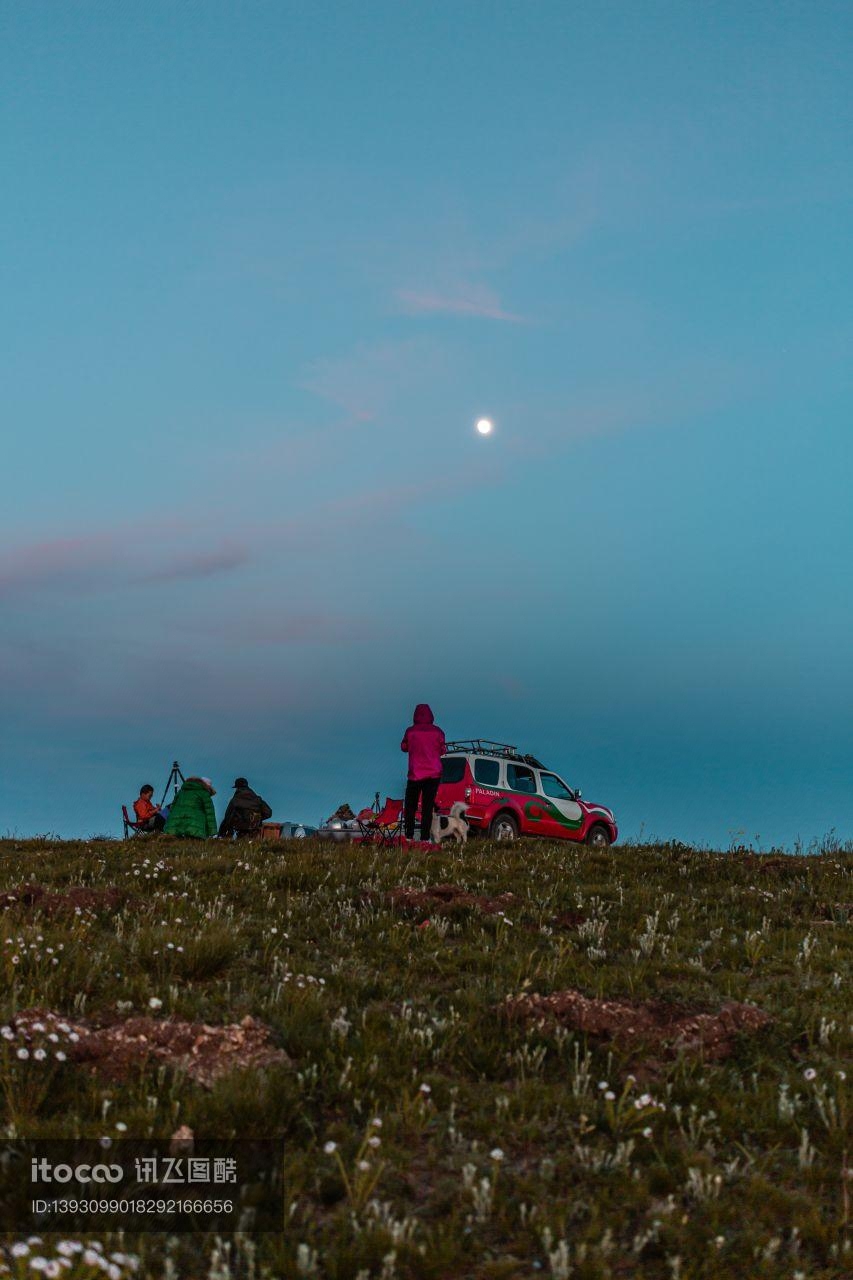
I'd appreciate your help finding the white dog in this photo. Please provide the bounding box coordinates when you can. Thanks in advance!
[431,801,469,846]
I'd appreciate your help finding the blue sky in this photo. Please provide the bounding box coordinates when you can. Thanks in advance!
[1,1,851,846]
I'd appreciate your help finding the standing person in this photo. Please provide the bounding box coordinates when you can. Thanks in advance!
[401,703,446,842]
[218,777,273,839]
[163,777,218,839]
[133,784,165,832]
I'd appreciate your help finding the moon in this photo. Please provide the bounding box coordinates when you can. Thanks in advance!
[476,417,494,436]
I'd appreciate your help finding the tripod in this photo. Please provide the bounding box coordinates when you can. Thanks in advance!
[159,761,185,809]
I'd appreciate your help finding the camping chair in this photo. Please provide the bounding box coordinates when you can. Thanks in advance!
[357,796,405,847]
[122,805,149,838]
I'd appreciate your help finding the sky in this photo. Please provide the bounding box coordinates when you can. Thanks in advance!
[1,0,851,848]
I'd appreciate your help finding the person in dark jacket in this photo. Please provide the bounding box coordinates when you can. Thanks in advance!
[401,703,446,842]
[218,777,273,839]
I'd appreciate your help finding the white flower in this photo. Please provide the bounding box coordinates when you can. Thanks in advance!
[642,1127,653,1138]
[33,1048,47,1061]
[68,1032,79,1042]
[323,1141,337,1154]
[489,1148,505,1161]
[803,1068,817,1082]
[367,1136,381,1149]
[370,1117,383,1128]
[55,1051,67,1062]
[29,1258,48,1272]
[1,1026,13,1039]
[12,1243,30,1257]
[838,1070,847,1081]
[12,955,20,964]
[357,1160,370,1172]
[148,998,163,1011]
[115,1122,127,1132]
[597,1081,609,1091]
[44,1263,62,1278]
[82,1252,101,1267]
[418,1083,432,1095]
[17,1047,30,1060]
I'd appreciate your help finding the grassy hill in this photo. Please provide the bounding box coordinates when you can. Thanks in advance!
[0,835,850,1279]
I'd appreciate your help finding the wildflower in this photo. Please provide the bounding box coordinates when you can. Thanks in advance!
[55,1051,67,1062]
[12,955,20,965]
[370,1117,383,1128]
[11,1243,30,1257]
[30,1258,49,1272]
[1,1026,13,1039]
[17,1047,30,1060]
[490,1148,505,1161]
[597,1081,609,1091]
[148,998,163,1011]
[357,1160,370,1172]
[838,1070,847,1081]
[642,1127,653,1138]
[418,1083,432,1095]
[367,1136,381,1149]
[604,1090,616,1101]
[33,1048,47,1061]
[32,1022,45,1033]
[323,1141,337,1154]
[115,1122,127,1132]
[803,1068,817,1082]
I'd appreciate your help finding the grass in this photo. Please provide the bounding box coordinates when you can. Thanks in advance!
[0,833,850,1279]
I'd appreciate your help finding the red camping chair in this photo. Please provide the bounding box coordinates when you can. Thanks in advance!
[357,797,405,847]
[122,805,149,838]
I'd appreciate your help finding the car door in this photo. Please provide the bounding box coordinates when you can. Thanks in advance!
[504,762,540,833]
[536,771,584,840]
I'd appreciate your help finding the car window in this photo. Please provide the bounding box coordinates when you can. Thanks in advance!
[540,772,574,801]
[507,763,536,794]
[441,756,466,783]
[474,757,500,786]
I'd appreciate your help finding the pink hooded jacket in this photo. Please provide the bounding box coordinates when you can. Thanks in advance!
[401,704,446,781]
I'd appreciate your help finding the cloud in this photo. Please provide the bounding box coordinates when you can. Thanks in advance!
[301,338,446,420]
[396,283,526,323]
[0,530,250,600]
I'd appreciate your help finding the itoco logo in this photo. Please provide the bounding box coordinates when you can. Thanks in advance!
[31,1159,123,1184]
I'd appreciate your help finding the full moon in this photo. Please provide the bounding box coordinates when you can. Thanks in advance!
[476,418,494,436]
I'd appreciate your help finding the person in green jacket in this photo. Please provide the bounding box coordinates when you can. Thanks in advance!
[163,776,218,839]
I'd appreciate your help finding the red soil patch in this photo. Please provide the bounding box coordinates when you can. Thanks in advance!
[551,910,587,929]
[12,1007,290,1088]
[504,989,771,1062]
[0,883,129,917]
[385,882,517,916]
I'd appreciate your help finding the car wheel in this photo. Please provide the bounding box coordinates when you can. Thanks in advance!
[586,824,611,849]
[490,812,519,842]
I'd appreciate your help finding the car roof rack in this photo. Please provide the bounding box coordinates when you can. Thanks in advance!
[444,739,547,769]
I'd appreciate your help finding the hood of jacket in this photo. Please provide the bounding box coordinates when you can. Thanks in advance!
[413,703,434,725]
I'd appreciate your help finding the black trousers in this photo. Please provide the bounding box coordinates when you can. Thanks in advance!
[404,776,440,841]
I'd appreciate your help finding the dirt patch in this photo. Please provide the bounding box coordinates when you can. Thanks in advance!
[551,910,587,929]
[385,882,518,916]
[11,1007,290,1088]
[504,989,771,1062]
[0,883,129,917]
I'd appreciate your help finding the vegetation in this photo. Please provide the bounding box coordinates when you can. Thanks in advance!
[0,834,850,1278]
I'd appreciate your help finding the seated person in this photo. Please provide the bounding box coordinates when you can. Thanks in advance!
[133,784,165,832]
[218,777,273,839]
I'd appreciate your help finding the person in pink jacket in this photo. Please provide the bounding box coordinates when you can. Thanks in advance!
[401,703,446,841]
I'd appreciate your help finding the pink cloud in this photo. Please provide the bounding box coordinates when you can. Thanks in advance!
[301,338,444,420]
[0,530,250,599]
[396,283,526,323]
